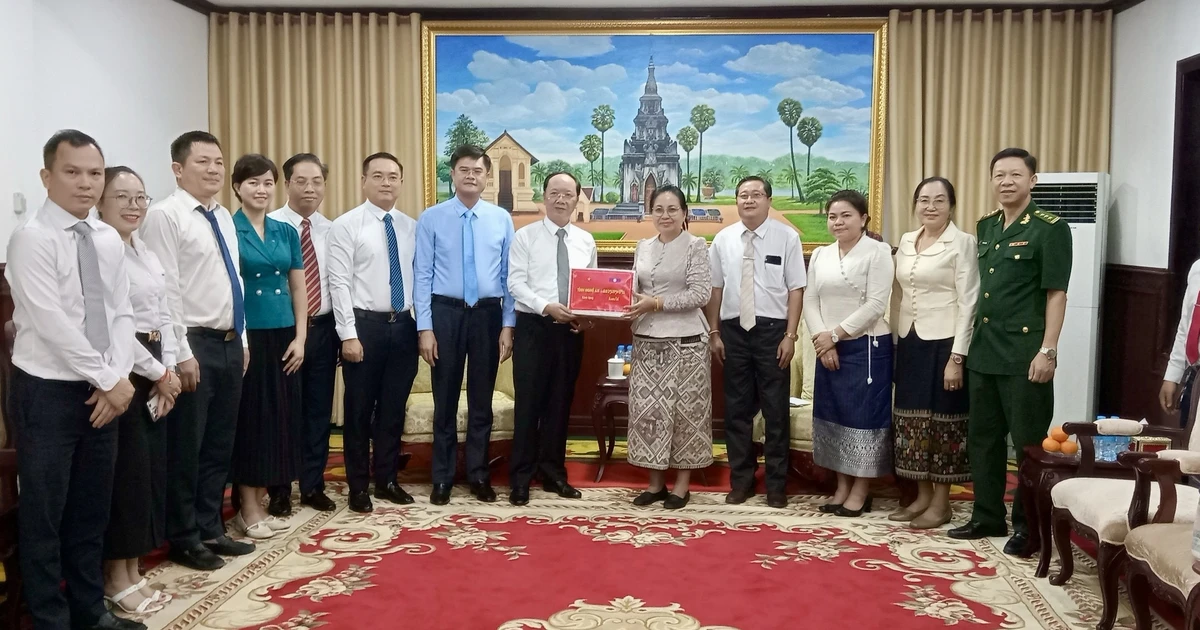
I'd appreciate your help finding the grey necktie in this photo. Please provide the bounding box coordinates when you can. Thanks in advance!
[556,228,569,304]
[740,229,757,331]
[71,222,110,353]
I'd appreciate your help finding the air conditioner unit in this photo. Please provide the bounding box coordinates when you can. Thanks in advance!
[1029,172,1110,427]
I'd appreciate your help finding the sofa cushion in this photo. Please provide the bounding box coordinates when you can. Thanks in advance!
[1050,478,1199,544]
[1124,523,1200,597]
[403,391,515,443]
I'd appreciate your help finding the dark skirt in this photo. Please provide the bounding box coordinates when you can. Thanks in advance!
[892,332,970,483]
[105,337,167,560]
[812,334,893,477]
[229,327,302,486]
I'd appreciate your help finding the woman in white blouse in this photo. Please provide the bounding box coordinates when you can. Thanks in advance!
[98,167,182,614]
[804,190,894,517]
[888,177,979,529]
[625,185,713,509]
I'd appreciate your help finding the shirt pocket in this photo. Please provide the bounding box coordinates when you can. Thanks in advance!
[1004,318,1045,336]
[977,242,990,258]
[1002,246,1037,281]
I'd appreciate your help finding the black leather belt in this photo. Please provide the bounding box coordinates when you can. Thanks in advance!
[354,308,412,324]
[308,312,334,327]
[187,327,238,341]
[136,330,162,343]
[432,294,502,309]
[634,334,703,344]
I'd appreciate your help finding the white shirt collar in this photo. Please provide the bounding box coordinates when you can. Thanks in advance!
[541,216,571,236]
[364,200,397,221]
[40,199,100,231]
[174,187,221,213]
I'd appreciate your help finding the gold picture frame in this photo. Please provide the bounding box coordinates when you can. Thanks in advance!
[421,18,887,254]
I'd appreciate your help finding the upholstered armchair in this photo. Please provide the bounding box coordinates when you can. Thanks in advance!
[752,319,818,475]
[403,357,516,445]
[1121,450,1200,630]
[1046,418,1199,630]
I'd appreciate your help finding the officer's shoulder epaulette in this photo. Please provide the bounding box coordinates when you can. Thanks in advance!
[978,208,1002,222]
[1033,209,1061,224]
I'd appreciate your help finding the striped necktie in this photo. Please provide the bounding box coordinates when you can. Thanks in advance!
[383,214,405,312]
[300,218,321,315]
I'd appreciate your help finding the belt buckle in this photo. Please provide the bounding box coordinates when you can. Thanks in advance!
[388,312,397,323]
[148,330,161,342]
[224,331,236,342]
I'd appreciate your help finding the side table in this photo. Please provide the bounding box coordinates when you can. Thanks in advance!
[591,376,629,482]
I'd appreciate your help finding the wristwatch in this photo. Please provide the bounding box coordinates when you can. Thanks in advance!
[950,353,964,365]
[830,331,840,344]
[784,331,798,340]
[1039,347,1058,361]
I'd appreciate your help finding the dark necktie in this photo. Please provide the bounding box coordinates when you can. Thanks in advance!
[197,207,245,336]
[384,214,405,312]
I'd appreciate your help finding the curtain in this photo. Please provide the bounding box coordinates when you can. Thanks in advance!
[208,12,423,220]
[209,12,424,426]
[885,9,1112,243]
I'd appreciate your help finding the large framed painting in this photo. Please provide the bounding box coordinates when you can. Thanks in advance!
[421,19,887,253]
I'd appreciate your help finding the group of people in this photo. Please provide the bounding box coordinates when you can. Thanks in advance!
[12,126,1074,630]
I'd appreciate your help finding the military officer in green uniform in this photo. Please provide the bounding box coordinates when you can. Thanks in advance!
[948,148,1072,556]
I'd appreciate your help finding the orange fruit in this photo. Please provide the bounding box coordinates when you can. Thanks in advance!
[1060,440,1079,455]
[623,363,631,376]
[1042,437,1061,452]
[1050,426,1069,442]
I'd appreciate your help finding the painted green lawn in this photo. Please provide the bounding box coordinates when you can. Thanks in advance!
[782,213,833,242]
[771,198,824,211]
[590,231,626,241]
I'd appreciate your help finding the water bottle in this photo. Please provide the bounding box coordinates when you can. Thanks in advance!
[1094,415,1111,462]
[623,345,632,364]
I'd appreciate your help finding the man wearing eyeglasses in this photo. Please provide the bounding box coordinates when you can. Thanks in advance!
[505,171,597,505]
[414,144,516,506]
[326,152,419,514]
[706,176,806,509]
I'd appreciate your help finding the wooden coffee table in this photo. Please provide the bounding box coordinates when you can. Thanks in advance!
[590,376,629,482]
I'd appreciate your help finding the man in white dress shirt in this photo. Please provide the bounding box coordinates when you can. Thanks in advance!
[7,130,144,630]
[327,152,419,514]
[267,153,338,515]
[506,172,597,506]
[141,131,254,571]
[1160,259,1200,426]
[707,176,806,509]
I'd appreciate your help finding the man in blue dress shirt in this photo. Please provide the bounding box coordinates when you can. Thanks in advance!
[415,144,516,505]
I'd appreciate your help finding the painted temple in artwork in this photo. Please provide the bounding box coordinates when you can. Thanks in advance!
[483,131,539,213]
[612,58,680,216]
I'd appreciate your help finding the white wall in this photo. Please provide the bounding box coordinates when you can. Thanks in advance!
[0,0,208,261]
[1109,0,1200,268]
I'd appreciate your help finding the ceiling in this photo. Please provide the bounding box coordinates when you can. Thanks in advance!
[205,0,1108,7]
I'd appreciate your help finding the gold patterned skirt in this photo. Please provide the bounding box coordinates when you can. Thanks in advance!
[627,335,713,471]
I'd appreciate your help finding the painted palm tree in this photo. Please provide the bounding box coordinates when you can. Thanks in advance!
[756,169,775,190]
[531,162,549,190]
[677,126,699,195]
[690,104,716,203]
[591,104,616,202]
[797,117,823,177]
[837,168,859,189]
[777,98,803,199]
[729,165,750,189]
[580,134,602,190]
[680,172,699,199]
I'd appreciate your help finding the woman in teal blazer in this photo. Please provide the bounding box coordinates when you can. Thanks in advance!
[227,154,308,539]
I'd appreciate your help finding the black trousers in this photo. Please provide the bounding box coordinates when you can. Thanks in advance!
[430,296,502,485]
[341,310,419,494]
[722,317,791,495]
[270,313,339,500]
[509,312,583,489]
[12,369,116,630]
[167,331,244,548]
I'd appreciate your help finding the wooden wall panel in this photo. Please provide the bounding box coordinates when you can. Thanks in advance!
[1097,264,1178,426]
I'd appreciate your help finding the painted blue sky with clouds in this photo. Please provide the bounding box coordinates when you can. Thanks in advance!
[435,32,876,165]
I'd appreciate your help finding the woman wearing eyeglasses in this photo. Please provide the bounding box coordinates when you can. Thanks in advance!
[888,177,978,528]
[625,184,713,509]
[98,167,182,614]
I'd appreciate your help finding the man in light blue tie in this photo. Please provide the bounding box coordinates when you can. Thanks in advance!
[415,144,516,505]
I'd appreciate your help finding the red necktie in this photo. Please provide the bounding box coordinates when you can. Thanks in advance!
[301,218,321,316]
[1187,288,1200,364]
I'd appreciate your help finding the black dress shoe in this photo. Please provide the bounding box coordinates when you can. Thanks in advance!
[430,483,452,505]
[833,495,872,517]
[267,492,293,517]
[664,492,690,509]
[947,521,1008,540]
[301,491,337,512]
[632,488,669,506]
[348,491,373,513]
[542,478,582,499]
[470,481,497,502]
[725,487,756,504]
[374,482,415,505]
[818,502,842,513]
[87,611,147,630]
[205,535,255,556]
[168,544,224,571]
[767,493,788,509]
[1003,531,1031,556]
[510,486,530,506]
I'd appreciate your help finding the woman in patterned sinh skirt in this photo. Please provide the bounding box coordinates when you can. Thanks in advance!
[889,177,979,529]
[625,185,713,510]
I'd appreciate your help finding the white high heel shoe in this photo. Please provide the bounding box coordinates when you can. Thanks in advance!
[232,513,275,539]
[105,582,165,615]
[264,516,292,532]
